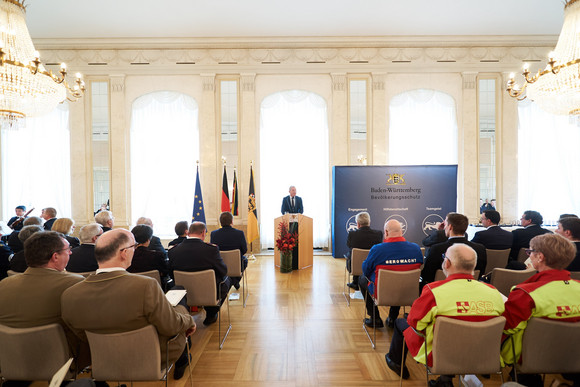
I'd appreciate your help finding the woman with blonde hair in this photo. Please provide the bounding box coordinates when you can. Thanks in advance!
[51,217,80,248]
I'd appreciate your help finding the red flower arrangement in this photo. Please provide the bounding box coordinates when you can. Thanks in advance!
[275,221,297,253]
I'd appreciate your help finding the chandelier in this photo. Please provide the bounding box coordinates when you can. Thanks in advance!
[0,0,85,130]
[506,0,580,116]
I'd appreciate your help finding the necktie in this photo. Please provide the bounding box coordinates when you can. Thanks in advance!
[291,197,294,209]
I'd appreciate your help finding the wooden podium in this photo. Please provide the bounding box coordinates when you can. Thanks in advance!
[274,214,313,270]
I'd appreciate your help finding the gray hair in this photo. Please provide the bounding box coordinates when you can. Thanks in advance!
[355,212,371,227]
[79,223,103,244]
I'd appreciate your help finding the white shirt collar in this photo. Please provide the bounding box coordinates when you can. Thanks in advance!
[96,267,126,274]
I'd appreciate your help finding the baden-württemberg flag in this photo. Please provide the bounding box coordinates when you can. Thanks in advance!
[192,165,206,224]
[247,165,259,244]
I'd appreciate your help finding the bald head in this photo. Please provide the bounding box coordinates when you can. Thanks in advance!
[94,228,135,268]
[443,243,477,277]
[384,219,403,238]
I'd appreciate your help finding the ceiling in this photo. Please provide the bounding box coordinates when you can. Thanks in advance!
[25,0,565,41]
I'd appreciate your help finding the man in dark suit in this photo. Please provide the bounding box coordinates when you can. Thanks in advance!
[129,224,171,290]
[169,222,232,326]
[67,223,103,273]
[94,210,114,232]
[471,210,513,250]
[510,210,552,260]
[41,207,57,230]
[421,212,487,289]
[345,211,383,290]
[9,225,44,273]
[210,212,248,289]
[555,216,580,271]
[281,185,304,214]
[136,217,168,260]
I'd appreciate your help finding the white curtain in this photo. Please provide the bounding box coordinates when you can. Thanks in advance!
[389,89,458,165]
[518,100,580,223]
[1,104,71,219]
[130,91,199,238]
[259,90,330,248]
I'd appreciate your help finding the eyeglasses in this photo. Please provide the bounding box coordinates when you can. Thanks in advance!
[55,246,72,254]
[525,249,536,256]
[442,253,450,261]
[120,243,139,252]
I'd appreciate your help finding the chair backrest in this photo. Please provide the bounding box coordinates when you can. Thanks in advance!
[7,270,21,276]
[517,247,528,263]
[518,317,580,374]
[420,247,425,257]
[431,316,505,375]
[490,268,536,296]
[375,268,421,307]
[135,270,162,287]
[0,323,70,380]
[221,249,242,277]
[174,269,218,307]
[485,249,510,272]
[351,248,369,276]
[86,325,163,381]
[570,271,580,281]
[434,269,479,282]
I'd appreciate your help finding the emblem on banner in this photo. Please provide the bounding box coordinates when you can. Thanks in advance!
[422,214,445,236]
[386,173,405,185]
[345,215,358,233]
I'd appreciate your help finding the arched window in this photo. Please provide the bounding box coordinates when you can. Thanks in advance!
[259,90,330,248]
[2,103,71,218]
[389,89,458,165]
[517,100,580,222]
[130,91,199,237]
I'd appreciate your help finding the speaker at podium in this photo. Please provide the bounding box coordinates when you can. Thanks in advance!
[274,214,313,270]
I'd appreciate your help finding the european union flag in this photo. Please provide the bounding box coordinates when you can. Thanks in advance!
[192,165,206,224]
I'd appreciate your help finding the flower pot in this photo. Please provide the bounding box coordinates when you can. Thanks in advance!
[280,251,293,273]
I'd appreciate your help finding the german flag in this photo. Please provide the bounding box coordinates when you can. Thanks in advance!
[247,165,259,244]
[220,165,230,213]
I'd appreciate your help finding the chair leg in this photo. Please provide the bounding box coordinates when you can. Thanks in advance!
[362,290,376,348]
[400,340,406,387]
[343,266,351,306]
[219,293,232,349]
[242,272,249,308]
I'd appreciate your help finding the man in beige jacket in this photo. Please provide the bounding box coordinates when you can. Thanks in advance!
[61,229,196,380]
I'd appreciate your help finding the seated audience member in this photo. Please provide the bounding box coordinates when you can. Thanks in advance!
[66,223,103,273]
[480,198,494,214]
[7,216,43,254]
[510,210,551,260]
[344,211,383,291]
[359,220,423,328]
[502,233,580,386]
[7,205,27,231]
[0,231,86,370]
[94,210,114,232]
[41,207,58,230]
[210,211,248,290]
[169,222,232,326]
[169,221,188,248]
[555,216,580,272]
[61,229,196,380]
[129,224,171,289]
[9,225,44,272]
[0,238,12,280]
[471,210,513,250]
[421,212,487,289]
[52,218,80,249]
[384,244,504,384]
[136,217,168,260]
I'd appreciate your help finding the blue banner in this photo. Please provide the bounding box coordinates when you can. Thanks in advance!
[332,165,457,258]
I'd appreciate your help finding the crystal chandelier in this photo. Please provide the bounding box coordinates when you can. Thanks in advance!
[0,0,85,130]
[506,0,580,116]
